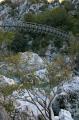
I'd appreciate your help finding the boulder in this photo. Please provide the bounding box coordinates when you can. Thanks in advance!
[19,52,45,70]
[56,76,79,94]
[55,116,59,120]
[0,106,11,120]
[0,52,46,82]
[52,76,79,118]
[52,92,68,116]
[59,109,73,120]
[35,68,48,81]
[11,89,49,118]
[0,75,15,86]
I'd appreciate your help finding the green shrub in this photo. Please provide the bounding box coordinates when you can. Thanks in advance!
[0,31,15,46]
[47,54,73,87]
[24,7,68,27]
[9,31,32,52]
[0,83,32,96]
[3,102,14,112]
[61,1,74,12]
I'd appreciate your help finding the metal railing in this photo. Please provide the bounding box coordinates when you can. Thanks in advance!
[0,22,70,40]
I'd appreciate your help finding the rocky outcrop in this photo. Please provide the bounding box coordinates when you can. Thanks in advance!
[11,89,48,116]
[0,52,47,82]
[0,75,15,86]
[52,76,79,119]
[35,68,48,81]
[9,88,74,120]
[0,106,11,120]
[55,109,74,120]
[59,109,73,120]
[19,52,45,70]
[0,75,76,120]
[0,0,45,25]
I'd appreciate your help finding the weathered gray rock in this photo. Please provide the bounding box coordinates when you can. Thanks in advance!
[0,0,46,26]
[59,109,73,120]
[19,52,45,70]
[52,76,79,118]
[11,89,50,119]
[0,52,46,82]
[0,93,4,104]
[52,92,68,116]
[0,75,15,86]
[55,116,59,120]
[0,106,10,120]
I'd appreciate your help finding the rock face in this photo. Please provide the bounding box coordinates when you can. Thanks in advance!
[10,89,74,120]
[52,76,79,119]
[9,89,49,119]
[0,75,76,120]
[59,109,73,120]
[11,89,48,116]
[0,52,46,82]
[0,0,45,25]
[35,68,48,81]
[0,106,10,120]
[19,52,45,70]
[19,52,47,81]
[0,75,15,86]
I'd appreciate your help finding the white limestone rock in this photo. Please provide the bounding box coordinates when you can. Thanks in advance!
[19,52,45,71]
[12,89,49,117]
[35,68,48,81]
[57,76,79,94]
[20,52,44,65]
[55,116,59,120]
[0,106,11,120]
[0,75,16,86]
[59,109,73,120]
[52,76,79,118]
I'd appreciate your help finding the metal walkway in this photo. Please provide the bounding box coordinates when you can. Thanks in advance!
[0,22,70,40]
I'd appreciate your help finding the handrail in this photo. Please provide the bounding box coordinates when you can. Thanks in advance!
[0,22,70,40]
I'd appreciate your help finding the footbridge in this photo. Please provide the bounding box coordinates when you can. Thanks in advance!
[0,22,70,40]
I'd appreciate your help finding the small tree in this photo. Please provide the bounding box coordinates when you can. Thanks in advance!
[61,1,74,12]
[24,89,55,120]
[47,54,73,88]
[67,33,79,71]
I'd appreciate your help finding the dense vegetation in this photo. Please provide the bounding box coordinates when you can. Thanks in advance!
[0,1,79,119]
[0,0,79,53]
[0,3,78,53]
[24,6,79,33]
[0,0,79,84]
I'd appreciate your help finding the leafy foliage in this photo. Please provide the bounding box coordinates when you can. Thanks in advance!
[47,54,73,87]
[24,7,68,27]
[9,31,32,52]
[61,1,74,12]
[0,31,15,45]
